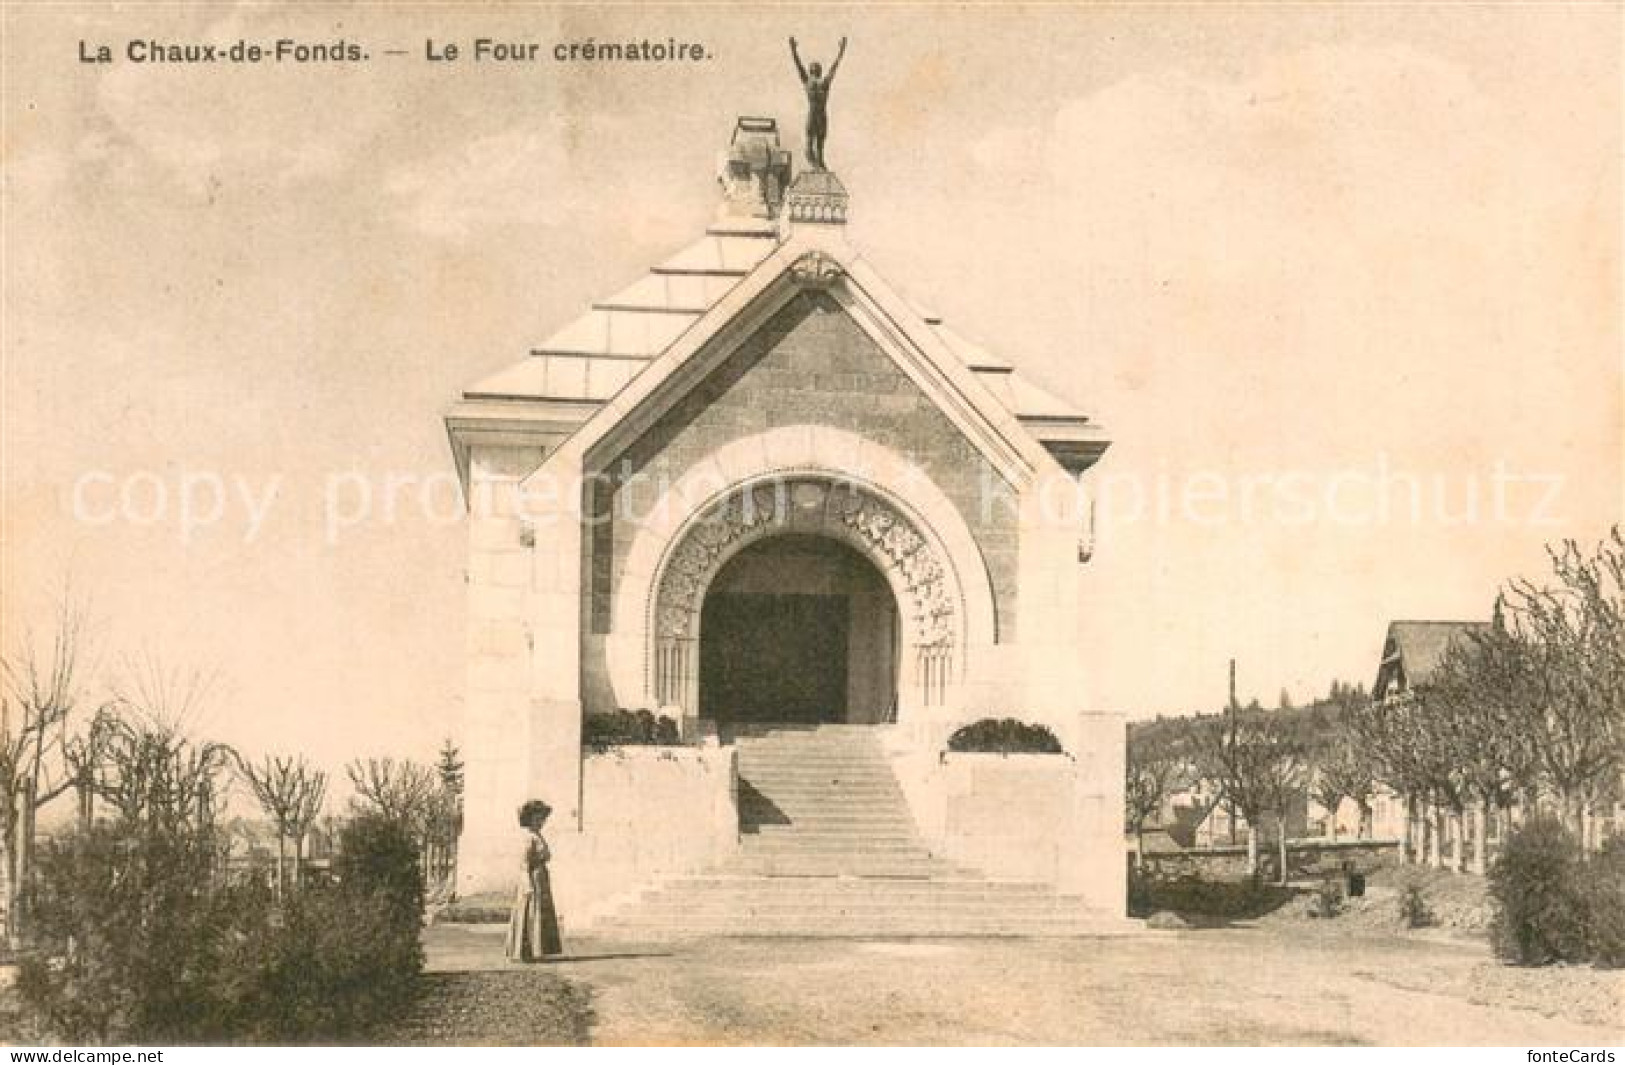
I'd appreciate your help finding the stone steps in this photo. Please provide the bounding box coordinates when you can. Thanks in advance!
[744,780,901,787]
[740,770,901,781]
[718,862,966,879]
[743,780,898,787]
[743,799,903,806]
[583,723,1100,938]
[654,875,1058,895]
[615,910,1103,930]
[738,816,918,831]
[738,834,929,850]
[625,892,1094,915]
[720,852,966,871]
[742,783,902,792]
[605,915,1115,938]
[738,808,905,820]
[738,837,932,852]
[740,789,902,800]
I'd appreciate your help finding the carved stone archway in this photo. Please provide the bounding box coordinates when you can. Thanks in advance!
[650,475,962,721]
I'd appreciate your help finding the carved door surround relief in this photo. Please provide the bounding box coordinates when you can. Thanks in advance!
[605,425,999,726]
[651,475,958,717]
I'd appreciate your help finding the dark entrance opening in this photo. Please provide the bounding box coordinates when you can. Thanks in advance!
[697,534,897,727]
[701,594,848,724]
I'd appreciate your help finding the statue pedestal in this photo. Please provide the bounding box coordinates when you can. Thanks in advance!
[718,116,791,222]
[785,169,848,225]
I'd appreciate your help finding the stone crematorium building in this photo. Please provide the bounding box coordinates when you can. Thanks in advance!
[445,117,1125,935]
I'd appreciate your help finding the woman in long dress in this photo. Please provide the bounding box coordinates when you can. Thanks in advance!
[506,799,563,961]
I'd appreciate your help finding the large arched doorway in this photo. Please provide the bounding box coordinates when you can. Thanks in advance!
[647,474,972,724]
[698,534,898,726]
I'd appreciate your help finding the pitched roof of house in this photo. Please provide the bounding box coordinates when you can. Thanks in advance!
[1373,619,1490,700]
[1164,803,1208,849]
[1132,827,1189,856]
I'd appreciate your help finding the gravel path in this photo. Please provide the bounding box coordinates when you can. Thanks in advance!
[392,968,593,1046]
[415,924,1623,1046]
[10,926,1617,1045]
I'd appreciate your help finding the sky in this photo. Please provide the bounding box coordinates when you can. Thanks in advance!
[3,2,1620,780]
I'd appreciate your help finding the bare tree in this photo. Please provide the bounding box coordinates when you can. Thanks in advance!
[1503,529,1625,845]
[1346,692,1433,865]
[282,764,327,888]
[239,754,328,896]
[97,655,233,837]
[1425,606,1541,873]
[1309,756,1347,844]
[1125,727,1188,870]
[0,602,109,941]
[1407,683,1474,872]
[61,707,118,830]
[97,714,235,838]
[1192,706,1305,880]
[1347,530,1624,871]
[1312,688,1377,841]
[112,651,220,741]
[347,757,439,840]
[1258,716,1311,886]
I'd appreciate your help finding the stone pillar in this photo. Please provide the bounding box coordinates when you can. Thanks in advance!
[1015,469,1091,748]
[1013,466,1125,918]
[1072,709,1128,915]
[457,444,547,897]
[527,482,585,835]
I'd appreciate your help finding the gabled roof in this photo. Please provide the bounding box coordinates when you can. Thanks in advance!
[1131,827,1189,855]
[1163,803,1209,849]
[456,226,1099,425]
[544,227,1060,490]
[460,223,781,404]
[1372,620,1490,701]
[446,130,1111,493]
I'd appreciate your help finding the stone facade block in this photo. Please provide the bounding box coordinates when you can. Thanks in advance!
[467,584,524,621]
[899,751,1124,916]
[551,745,738,932]
[469,516,522,554]
[473,619,528,658]
[467,658,527,695]
[486,550,532,589]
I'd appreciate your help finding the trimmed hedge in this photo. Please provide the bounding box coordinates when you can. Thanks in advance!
[19,825,259,1043]
[226,818,423,1043]
[337,812,426,930]
[583,709,681,749]
[946,717,1064,755]
[1126,866,1295,925]
[18,813,426,1044]
[1488,815,1624,967]
[1585,837,1625,967]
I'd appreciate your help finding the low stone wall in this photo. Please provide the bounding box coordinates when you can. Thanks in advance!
[548,744,738,932]
[896,749,1124,916]
[1137,838,1400,882]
